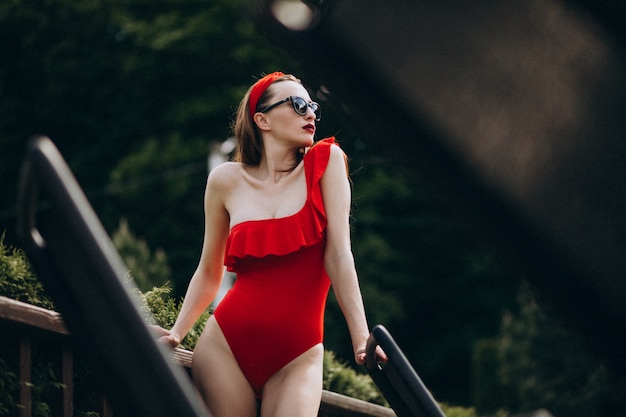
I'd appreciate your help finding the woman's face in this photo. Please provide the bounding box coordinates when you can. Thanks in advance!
[260,80,317,148]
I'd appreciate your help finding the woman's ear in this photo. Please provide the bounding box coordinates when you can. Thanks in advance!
[253,113,271,131]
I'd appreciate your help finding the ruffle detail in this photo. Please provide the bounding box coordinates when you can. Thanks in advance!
[224,137,336,270]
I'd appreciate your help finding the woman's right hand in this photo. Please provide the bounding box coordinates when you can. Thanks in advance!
[150,325,181,348]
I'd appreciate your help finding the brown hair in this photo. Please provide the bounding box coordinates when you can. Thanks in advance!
[231,74,302,165]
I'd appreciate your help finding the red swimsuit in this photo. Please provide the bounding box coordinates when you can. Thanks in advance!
[213,138,336,397]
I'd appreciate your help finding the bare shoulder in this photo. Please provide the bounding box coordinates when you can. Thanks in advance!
[207,161,243,190]
[326,142,349,176]
[329,141,346,157]
[321,143,351,220]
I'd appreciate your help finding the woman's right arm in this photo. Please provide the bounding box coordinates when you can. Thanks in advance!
[159,166,231,347]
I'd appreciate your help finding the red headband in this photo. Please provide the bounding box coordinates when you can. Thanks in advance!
[248,72,285,116]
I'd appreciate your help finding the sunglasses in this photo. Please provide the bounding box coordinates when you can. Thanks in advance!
[258,96,321,121]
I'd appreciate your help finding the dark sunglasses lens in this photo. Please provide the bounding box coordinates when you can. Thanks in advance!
[292,97,308,115]
[291,97,321,121]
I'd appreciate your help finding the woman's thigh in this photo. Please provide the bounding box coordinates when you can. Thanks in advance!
[192,316,257,417]
[260,343,324,417]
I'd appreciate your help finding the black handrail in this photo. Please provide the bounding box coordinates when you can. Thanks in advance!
[16,136,211,417]
[366,325,446,417]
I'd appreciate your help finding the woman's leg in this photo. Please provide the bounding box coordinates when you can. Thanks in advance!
[260,343,324,417]
[192,316,258,417]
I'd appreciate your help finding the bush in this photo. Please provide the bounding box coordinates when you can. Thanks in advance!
[323,350,387,406]
[137,283,209,351]
[0,232,53,309]
[496,285,612,417]
[439,404,510,417]
[0,232,104,416]
[0,357,18,416]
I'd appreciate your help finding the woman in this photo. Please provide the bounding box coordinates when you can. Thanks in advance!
[157,72,377,417]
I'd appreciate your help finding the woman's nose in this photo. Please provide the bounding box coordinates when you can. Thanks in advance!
[305,105,316,119]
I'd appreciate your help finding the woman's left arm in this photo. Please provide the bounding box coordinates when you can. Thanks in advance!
[322,144,371,365]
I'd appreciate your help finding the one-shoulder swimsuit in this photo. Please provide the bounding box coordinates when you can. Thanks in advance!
[213,137,336,397]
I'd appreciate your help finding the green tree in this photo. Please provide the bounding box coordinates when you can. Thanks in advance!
[112,218,171,292]
[495,285,615,416]
[94,0,303,297]
[0,0,297,286]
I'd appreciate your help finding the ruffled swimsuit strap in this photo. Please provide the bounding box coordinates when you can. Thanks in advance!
[303,136,336,238]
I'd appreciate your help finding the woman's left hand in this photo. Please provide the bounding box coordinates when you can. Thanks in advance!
[149,325,181,348]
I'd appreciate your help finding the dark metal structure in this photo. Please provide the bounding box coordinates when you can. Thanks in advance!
[17,136,212,417]
[366,325,446,417]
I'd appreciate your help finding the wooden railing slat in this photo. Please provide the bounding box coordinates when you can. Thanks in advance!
[321,391,397,417]
[0,296,68,335]
[101,394,114,417]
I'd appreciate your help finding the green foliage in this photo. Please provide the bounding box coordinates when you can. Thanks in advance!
[29,356,65,417]
[0,0,297,296]
[438,404,509,417]
[468,284,622,416]
[138,283,209,351]
[439,404,480,417]
[0,231,104,416]
[494,285,612,417]
[0,358,18,415]
[0,232,53,309]
[0,338,85,417]
[471,338,506,414]
[323,350,387,406]
[112,218,171,292]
